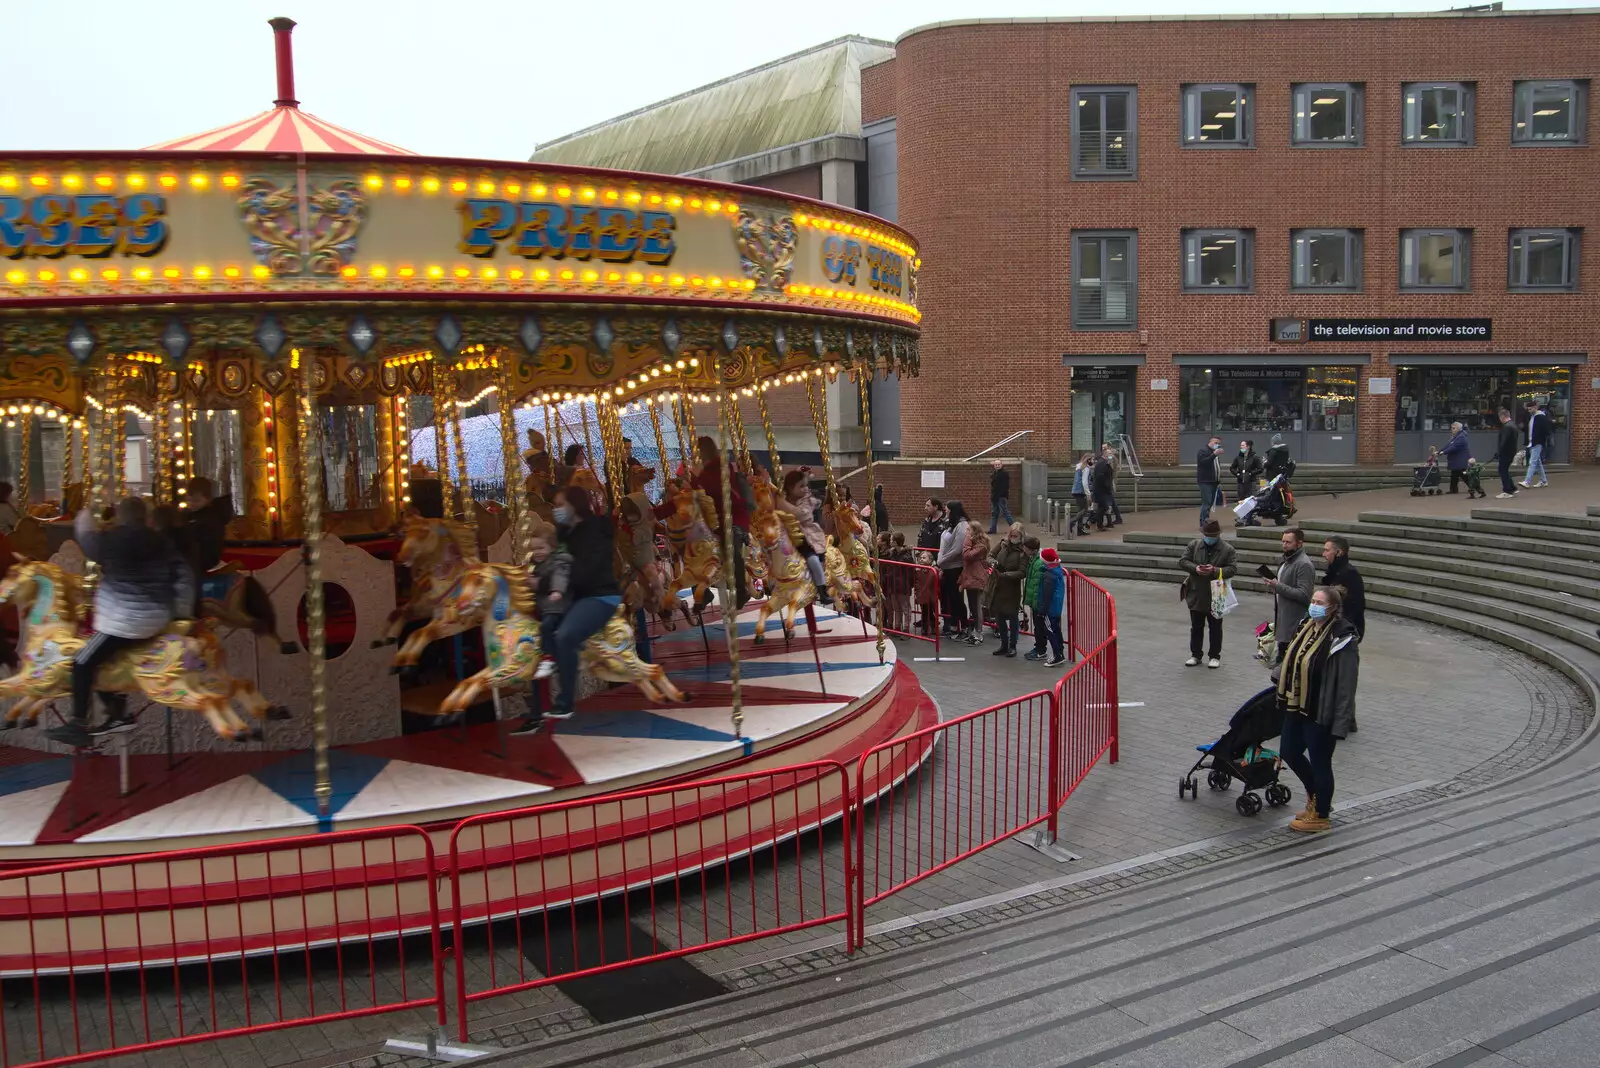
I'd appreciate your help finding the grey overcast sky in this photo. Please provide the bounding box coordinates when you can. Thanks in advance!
[2,0,1589,160]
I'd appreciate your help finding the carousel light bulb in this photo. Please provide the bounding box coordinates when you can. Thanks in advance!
[675,359,686,369]
[422,177,440,193]
[689,358,700,368]
[5,269,23,284]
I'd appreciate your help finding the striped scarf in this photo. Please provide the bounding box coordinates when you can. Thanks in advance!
[1277,619,1332,717]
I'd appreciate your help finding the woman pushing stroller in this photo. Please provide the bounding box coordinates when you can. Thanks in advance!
[1273,585,1361,834]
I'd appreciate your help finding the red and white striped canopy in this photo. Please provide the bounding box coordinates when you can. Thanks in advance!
[146,105,415,156]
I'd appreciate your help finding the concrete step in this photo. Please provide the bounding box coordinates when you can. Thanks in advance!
[1590,504,1600,518]
[1366,578,1600,657]
[1232,520,1600,564]
[1473,507,1600,532]
[1357,510,1600,548]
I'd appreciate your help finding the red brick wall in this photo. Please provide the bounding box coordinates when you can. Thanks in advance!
[744,166,823,200]
[869,460,1019,527]
[890,13,1600,465]
[861,58,898,124]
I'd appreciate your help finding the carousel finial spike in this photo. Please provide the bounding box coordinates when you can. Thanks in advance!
[268,17,299,108]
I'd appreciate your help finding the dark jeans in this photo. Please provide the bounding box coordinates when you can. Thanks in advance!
[551,596,620,713]
[1280,711,1338,817]
[940,568,965,631]
[1497,457,1516,495]
[989,497,1013,533]
[995,612,1018,650]
[1039,610,1064,660]
[1198,482,1222,522]
[1091,490,1115,529]
[1448,469,1468,493]
[71,632,140,724]
[1189,610,1221,659]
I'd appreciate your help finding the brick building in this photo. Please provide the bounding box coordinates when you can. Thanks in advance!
[871,7,1597,467]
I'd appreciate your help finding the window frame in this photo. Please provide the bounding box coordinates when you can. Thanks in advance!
[1292,82,1364,147]
[1181,84,1254,148]
[1071,230,1139,331]
[1181,228,1255,292]
[1290,228,1364,292]
[1507,228,1580,291]
[1071,86,1139,180]
[1512,80,1588,146]
[1399,228,1472,292]
[1401,82,1474,146]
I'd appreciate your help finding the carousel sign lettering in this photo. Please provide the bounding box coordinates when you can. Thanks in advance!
[821,234,904,297]
[0,194,169,258]
[457,198,676,263]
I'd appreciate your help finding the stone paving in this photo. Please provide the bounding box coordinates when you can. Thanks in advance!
[14,577,1587,1068]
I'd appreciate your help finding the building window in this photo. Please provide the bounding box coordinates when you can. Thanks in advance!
[1182,229,1253,290]
[1291,229,1363,291]
[1293,83,1363,145]
[1402,82,1473,144]
[1400,229,1471,290]
[1072,87,1137,178]
[1182,84,1252,146]
[1508,229,1580,290]
[1513,80,1587,144]
[1072,231,1137,329]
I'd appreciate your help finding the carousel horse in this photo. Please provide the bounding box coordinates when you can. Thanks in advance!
[746,472,815,643]
[824,536,866,613]
[198,564,298,653]
[0,560,287,739]
[618,471,689,631]
[662,481,721,607]
[829,494,877,592]
[396,563,689,714]
[386,514,477,644]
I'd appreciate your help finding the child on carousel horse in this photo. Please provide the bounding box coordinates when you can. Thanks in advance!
[47,498,194,748]
[525,522,571,686]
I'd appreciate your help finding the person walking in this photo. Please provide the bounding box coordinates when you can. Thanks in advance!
[958,520,990,644]
[987,460,1012,533]
[1070,453,1093,521]
[873,484,890,535]
[1263,527,1316,665]
[917,497,945,552]
[1196,437,1224,524]
[1089,449,1117,532]
[1275,586,1361,834]
[1178,518,1236,668]
[1100,444,1124,526]
[986,523,1027,657]
[1522,399,1551,488]
[1490,409,1520,500]
[1439,422,1476,496]
[1321,534,1365,734]
[936,501,969,638]
[1029,547,1067,668]
[1231,440,1263,503]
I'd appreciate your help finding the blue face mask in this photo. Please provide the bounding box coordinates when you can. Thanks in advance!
[552,505,574,527]
[1308,604,1328,620]
[1203,536,1218,546]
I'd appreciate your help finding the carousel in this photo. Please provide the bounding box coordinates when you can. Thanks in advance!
[0,19,933,969]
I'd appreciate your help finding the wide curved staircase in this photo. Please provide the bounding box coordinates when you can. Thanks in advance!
[1057,502,1600,710]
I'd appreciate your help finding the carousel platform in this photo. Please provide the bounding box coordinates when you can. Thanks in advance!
[0,602,932,865]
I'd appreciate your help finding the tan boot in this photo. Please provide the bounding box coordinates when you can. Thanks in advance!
[1290,813,1332,833]
[1295,793,1316,821]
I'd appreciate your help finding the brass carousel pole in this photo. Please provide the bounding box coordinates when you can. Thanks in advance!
[667,391,692,477]
[152,400,171,503]
[713,363,743,739]
[579,395,597,476]
[294,349,333,817]
[490,351,528,562]
[17,413,32,508]
[757,386,782,473]
[112,376,128,502]
[446,361,478,547]
[429,360,456,517]
[856,369,888,665]
[647,397,670,498]
[805,372,839,509]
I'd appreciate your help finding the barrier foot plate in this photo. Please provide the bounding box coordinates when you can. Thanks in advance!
[384,1033,496,1062]
[1022,829,1082,863]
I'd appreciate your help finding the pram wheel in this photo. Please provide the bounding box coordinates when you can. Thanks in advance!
[1265,783,1292,808]
[1236,792,1263,817]
[1207,770,1232,791]
[1180,777,1196,799]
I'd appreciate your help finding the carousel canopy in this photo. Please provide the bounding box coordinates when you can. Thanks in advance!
[145,18,413,156]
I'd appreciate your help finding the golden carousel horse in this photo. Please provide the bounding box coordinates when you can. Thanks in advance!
[662,481,721,606]
[386,514,478,644]
[824,536,866,613]
[0,560,289,739]
[747,472,815,643]
[393,563,688,715]
[828,494,876,592]
[618,472,690,631]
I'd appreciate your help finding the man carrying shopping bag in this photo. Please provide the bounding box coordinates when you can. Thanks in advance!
[1178,518,1237,669]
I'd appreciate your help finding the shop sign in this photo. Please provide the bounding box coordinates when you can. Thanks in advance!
[1216,367,1302,380]
[1272,318,1492,342]
[1071,365,1134,381]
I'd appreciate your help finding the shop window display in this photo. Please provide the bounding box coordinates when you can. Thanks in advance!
[1306,367,1359,432]
[1214,369,1304,434]
[1179,368,1214,432]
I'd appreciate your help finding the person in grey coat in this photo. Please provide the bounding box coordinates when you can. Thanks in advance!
[1263,527,1315,664]
[1273,586,1361,833]
[1178,518,1236,668]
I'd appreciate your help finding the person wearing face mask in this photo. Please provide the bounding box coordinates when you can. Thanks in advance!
[530,486,621,725]
[1178,518,1236,668]
[1263,527,1316,665]
[1196,437,1225,525]
[1273,586,1361,833]
[985,522,1028,658]
[1230,440,1263,503]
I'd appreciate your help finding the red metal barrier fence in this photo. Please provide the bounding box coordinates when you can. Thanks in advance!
[859,557,941,658]
[0,574,1116,1065]
[446,762,853,1041]
[0,826,443,1068]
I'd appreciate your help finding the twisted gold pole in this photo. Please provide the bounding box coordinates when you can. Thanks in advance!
[679,388,698,473]
[152,400,170,503]
[491,353,528,562]
[668,391,691,478]
[647,398,670,498]
[579,395,597,483]
[447,364,477,546]
[805,374,838,506]
[857,371,888,665]
[295,349,332,816]
[757,387,781,473]
[714,366,743,738]
[17,413,32,508]
[112,377,128,502]
[430,361,455,517]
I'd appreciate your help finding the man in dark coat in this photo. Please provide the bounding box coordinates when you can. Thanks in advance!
[1196,437,1224,524]
[1490,408,1520,499]
[987,460,1012,533]
[1178,518,1237,668]
[1321,534,1366,733]
[1089,451,1116,531]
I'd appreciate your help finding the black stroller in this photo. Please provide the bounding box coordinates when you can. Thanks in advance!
[1410,463,1441,496]
[1180,686,1293,816]
[1239,474,1296,527]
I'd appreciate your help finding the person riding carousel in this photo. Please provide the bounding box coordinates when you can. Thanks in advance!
[47,498,194,748]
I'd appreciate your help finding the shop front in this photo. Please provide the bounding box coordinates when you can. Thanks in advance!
[1066,357,1139,457]
[1393,358,1578,463]
[1177,358,1364,465]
